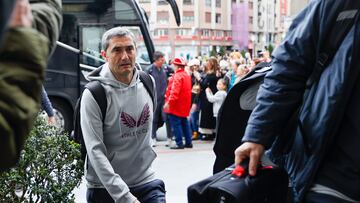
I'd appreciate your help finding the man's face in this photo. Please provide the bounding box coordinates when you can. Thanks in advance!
[155,56,165,67]
[101,36,136,78]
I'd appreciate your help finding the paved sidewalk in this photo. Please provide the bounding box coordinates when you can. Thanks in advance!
[73,138,216,203]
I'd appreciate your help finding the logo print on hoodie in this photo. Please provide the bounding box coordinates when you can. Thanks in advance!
[121,103,150,128]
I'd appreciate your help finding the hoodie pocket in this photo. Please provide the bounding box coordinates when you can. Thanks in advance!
[108,146,156,184]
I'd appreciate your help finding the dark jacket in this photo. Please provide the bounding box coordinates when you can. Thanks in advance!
[146,64,167,102]
[199,73,218,129]
[41,86,55,117]
[242,0,360,202]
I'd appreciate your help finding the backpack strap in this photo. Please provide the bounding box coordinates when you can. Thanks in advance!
[306,1,360,87]
[85,81,107,122]
[139,70,156,111]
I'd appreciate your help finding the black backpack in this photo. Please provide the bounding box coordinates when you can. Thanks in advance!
[188,160,289,203]
[72,70,155,161]
[213,0,359,174]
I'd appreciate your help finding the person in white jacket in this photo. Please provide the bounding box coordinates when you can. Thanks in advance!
[80,27,165,203]
[205,79,227,118]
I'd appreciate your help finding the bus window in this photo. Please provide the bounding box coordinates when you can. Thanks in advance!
[125,26,150,65]
[81,26,105,67]
[114,0,138,21]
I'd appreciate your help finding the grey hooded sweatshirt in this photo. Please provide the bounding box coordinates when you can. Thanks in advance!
[80,63,156,203]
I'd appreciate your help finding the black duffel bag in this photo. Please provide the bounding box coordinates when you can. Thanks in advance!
[188,160,288,203]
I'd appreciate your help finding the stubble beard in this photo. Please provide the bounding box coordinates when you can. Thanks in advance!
[110,63,135,84]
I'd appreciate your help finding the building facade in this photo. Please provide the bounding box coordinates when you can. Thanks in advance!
[139,0,232,60]
[231,0,290,56]
[139,0,300,60]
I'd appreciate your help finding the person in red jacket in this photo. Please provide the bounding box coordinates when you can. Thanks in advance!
[164,57,192,149]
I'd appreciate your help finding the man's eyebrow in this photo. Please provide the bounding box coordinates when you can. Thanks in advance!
[112,45,134,50]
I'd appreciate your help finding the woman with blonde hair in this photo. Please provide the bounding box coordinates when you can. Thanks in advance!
[234,64,250,84]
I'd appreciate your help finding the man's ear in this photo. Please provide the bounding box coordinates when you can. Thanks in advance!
[101,50,107,61]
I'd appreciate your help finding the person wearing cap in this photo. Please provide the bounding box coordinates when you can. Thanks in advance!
[164,57,193,149]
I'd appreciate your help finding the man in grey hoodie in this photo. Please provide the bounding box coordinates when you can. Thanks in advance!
[80,27,165,203]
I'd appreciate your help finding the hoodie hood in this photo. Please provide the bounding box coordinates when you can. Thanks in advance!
[87,63,140,89]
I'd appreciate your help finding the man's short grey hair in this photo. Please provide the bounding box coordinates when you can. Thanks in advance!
[153,51,165,61]
[101,27,137,51]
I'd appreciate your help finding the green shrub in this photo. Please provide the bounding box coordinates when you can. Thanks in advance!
[240,49,247,58]
[219,46,226,57]
[210,46,217,57]
[267,44,274,55]
[0,117,83,203]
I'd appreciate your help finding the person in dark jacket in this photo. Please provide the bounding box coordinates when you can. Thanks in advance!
[146,51,167,146]
[194,57,220,140]
[0,0,62,172]
[164,57,192,149]
[234,1,360,202]
[41,86,56,125]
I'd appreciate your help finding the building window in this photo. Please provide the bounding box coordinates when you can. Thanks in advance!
[249,2,253,9]
[249,16,253,24]
[154,29,169,36]
[215,30,224,37]
[205,0,211,7]
[157,11,169,24]
[183,11,194,22]
[216,0,221,7]
[183,0,193,5]
[202,29,210,37]
[176,29,192,36]
[216,13,221,24]
[226,31,232,37]
[205,12,211,23]
[258,33,262,43]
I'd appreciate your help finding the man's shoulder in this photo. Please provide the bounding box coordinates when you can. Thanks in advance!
[145,64,154,73]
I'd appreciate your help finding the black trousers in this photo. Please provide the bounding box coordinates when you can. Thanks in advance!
[87,179,166,203]
[152,100,165,139]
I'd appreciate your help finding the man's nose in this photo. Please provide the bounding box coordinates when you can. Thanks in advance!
[120,52,130,60]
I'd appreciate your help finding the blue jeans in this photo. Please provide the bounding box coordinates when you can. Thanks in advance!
[168,114,192,147]
[86,179,166,203]
[189,110,199,133]
[164,113,174,139]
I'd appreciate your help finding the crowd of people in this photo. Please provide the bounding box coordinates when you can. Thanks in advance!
[147,50,272,149]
